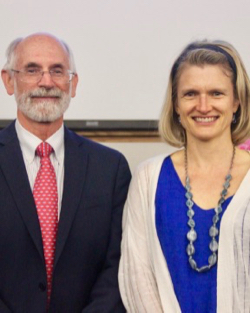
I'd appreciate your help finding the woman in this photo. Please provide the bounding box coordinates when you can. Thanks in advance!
[119,40,250,312]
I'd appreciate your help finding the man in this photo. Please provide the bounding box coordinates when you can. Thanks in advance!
[0,33,131,312]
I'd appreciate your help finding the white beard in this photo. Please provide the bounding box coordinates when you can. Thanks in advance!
[15,87,71,122]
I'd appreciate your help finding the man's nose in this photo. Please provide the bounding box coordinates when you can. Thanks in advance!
[37,71,55,88]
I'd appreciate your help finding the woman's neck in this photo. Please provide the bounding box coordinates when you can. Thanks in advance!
[185,137,234,170]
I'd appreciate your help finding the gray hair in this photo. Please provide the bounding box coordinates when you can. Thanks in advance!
[3,35,77,73]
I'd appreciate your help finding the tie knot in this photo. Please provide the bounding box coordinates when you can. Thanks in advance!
[36,142,53,158]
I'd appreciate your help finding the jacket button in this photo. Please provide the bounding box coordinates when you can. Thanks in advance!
[39,283,46,292]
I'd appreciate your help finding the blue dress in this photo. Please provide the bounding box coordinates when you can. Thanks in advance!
[155,156,232,313]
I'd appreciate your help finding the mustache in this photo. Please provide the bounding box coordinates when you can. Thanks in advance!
[28,88,63,98]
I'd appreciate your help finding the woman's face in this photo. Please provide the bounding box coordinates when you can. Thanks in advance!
[175,64,239,144]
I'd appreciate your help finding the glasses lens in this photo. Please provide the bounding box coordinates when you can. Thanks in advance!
[50,70,71,83]
[15,69,73,84]
[16,70,40,83]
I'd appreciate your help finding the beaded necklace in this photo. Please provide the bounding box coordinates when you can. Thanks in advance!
[185,146,235,272]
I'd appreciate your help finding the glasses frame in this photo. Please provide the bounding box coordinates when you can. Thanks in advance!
[11,68,75,84]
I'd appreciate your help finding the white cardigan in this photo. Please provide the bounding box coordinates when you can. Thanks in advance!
[119,154,250,313]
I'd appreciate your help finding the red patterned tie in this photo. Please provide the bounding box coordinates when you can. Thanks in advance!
[33,142,58,304]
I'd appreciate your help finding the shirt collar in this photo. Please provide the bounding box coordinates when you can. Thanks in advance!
[15,118,64,164]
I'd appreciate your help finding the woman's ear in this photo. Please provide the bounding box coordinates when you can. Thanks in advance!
[233,99,240,113]
[175,102,180,115]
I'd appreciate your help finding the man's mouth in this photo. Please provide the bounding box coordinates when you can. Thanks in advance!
[30,96,60,100]
[29,88,62,99]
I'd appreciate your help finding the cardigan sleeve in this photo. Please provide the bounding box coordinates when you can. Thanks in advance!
[118,163,164,313]
[217,169,250,313]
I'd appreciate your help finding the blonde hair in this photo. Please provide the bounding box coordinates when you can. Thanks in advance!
[159,40,250,147]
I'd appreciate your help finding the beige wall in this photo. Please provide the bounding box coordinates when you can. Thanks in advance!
[103,141,177,173]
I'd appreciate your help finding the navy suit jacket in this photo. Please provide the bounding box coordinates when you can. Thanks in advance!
[0,122,131,313]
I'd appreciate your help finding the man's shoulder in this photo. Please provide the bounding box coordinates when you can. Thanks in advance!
[0,121,17,144]
[64,128,131,178]
[64,127,124,159]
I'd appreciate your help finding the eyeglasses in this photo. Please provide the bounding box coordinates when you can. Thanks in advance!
[11,68,75,84]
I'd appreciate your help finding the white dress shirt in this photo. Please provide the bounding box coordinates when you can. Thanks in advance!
[15,119,65,219]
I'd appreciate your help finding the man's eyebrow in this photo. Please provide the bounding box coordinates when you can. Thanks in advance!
[23,63,66,69]
[24,62,41,68]
[50,64,65,69]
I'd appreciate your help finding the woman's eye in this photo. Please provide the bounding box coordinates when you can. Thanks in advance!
[213,91,222,96]
[185,92,195,97]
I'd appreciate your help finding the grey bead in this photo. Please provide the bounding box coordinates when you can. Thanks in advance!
[218,198,225,205]
[223,181,230,189]
[187,219,195,227]
[187,209,195,218]
[209,239,218,252]
[186,243,195,256]
[186,199,194,207]
[221,189,228,197]
[208,253,217,266]
[187,229,197,241]
[189,258,197,270]
[198,265,210,273]
[215,205,222,214]
[212,215,219,224]
[185,191,192,199]
[209,225,219,237]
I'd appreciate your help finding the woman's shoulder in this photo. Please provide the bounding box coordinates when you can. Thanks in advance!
[131,151,181,190]
[135,153,170,175]
[229,148,250,195]
[130,154,169,190]
[235,147,250,167]
[136,149,181,170]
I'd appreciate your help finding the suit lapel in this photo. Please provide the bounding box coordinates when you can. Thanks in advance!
[54,128,88,266]
[0,122,44,259]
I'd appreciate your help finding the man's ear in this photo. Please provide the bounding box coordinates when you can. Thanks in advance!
[70,73,78,98]
[1,70,15,95]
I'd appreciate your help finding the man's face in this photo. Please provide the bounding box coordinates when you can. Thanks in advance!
[6,35,78,123]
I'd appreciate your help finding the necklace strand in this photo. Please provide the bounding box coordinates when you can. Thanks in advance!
[185,146,235,272]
